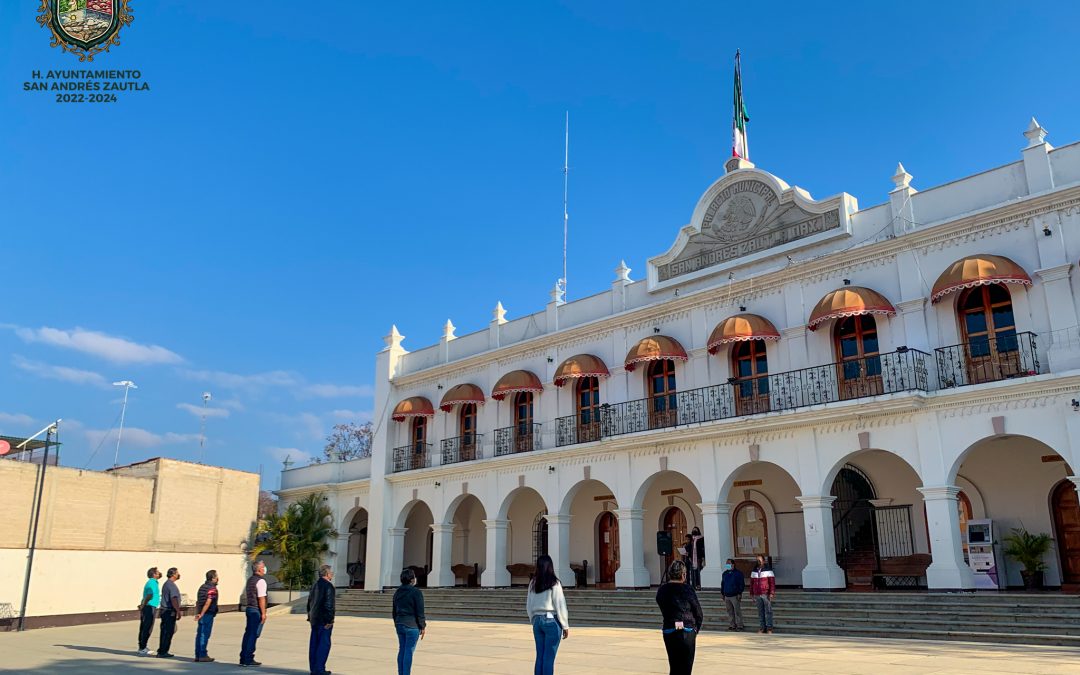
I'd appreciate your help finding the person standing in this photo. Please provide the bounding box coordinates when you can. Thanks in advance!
[392,568,426,675]
[307,564,336,675]
[194,570,220,663]
[750,554,776,634]
[526,554,569,675]
[137,567,162,656]
[721,559,745,631]
[655,560,703,675]
[688,527,705,590]
[240,560,269,667]
[157,567,182,659]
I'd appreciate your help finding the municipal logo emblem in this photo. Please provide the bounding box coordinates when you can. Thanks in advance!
[37,0,134,61]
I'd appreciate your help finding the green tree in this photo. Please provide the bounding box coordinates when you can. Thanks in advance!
[250,493,338,590]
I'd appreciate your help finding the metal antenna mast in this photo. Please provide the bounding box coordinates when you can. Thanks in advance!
[112,380,137,468]
[561,111,569,300]
[198,391,212,463]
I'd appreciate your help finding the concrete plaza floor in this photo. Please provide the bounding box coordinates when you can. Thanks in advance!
[1,612,1079,674]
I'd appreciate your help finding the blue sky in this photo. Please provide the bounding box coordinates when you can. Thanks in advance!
[2,2,1079,487]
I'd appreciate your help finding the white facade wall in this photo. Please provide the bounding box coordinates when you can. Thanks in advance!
[279,123,1080,593]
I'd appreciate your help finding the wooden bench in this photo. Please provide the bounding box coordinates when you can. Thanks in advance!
[507,562,589,588]
[451,563,480,588]
[873,554,931,588]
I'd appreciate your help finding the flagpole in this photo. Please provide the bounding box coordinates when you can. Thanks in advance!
[737,51,748,160]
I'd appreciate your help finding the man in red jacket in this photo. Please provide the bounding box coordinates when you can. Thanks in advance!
[749,554,776,634]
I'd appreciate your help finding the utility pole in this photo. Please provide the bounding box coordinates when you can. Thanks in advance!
[112,380,137,468]
[198,391,212,463]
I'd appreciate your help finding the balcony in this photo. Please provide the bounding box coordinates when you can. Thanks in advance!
[494,423,542,456]
[599,348,930,441]
[555,415,603,448]
[392,443,431,473]
[935,332,1040,388]
[441,434,484,465]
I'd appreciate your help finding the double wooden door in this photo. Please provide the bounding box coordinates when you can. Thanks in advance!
[1052,481,1080,588]
[598,511,620,585]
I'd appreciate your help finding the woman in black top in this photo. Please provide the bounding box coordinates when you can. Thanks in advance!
[392,568,427,675]
[655,560,703,675]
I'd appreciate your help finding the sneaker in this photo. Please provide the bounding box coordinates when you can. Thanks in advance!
[195,656,215,662]
[240,661,262,667]
[137,648,149,656]
[156,652,174,658]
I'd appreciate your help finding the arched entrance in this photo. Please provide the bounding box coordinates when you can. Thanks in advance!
[598,511,620,586]
[401,501,434,588]
[831,464,878,588]
[1051,481,1080,590]
[661,507,687,570]
[345,508,368,588]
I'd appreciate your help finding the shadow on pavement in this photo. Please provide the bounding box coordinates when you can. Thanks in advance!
[39,646,308,673]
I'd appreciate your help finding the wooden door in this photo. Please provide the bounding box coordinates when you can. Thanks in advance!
[732,340,770,415]
[513,392,535,452]
[663,508,688,570]
[647,359,678,429]
[835,315,883,400]
[576,376,601,443]
[598,511,620,584]
[1052,481,1080,587]
[459,403,477,461]
[959,284,1020,383]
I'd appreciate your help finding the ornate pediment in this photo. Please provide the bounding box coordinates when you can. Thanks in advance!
[648,167,856,290]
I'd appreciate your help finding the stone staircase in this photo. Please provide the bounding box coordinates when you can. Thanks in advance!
[335,588,1080,647]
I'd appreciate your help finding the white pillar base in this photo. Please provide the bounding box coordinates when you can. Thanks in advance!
[429,523,456,588]
[698,502,732,589]
[481,519,511,587]
[386,528,408,589]
[919,486,976,591]
[797,496,846,590]
[546,514,574,585]
[614,509,651,588]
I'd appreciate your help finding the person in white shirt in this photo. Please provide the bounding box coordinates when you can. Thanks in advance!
[526,555,569,675]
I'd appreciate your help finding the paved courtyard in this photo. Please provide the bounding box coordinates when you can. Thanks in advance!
[2,612,1079,674]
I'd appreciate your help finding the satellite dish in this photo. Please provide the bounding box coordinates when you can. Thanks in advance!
[0,440,10,456]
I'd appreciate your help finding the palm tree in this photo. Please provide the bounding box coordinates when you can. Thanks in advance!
[250,493,338,592]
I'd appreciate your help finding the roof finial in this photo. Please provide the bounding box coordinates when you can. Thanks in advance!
[550,281,566,306]
[614,260,632,283]
[492,301,507,324]
[1024,117,1048,148]
[384,324,404,350]
[442,319,456,340]
[892,162,912,190]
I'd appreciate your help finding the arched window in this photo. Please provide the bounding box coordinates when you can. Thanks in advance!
[733,500,768,557]
[459,403,477,459]
[834,315,883,399]
[731,340,770,415]
[959,284,1020,381]
[646,359,677,429]
[576,376,601,442]
[532,510,549,560]
[513,391,535,452]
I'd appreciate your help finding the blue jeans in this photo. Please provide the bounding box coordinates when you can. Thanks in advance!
[194,614,215,658]
[754,595,774,629]
[309,623,332,674]
[395,624,420,675]
[240,607,264,664]
[531,615,562,675]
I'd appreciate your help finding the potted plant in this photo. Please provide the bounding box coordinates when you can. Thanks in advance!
[250,492,338,603]
[1002,528,1052,590]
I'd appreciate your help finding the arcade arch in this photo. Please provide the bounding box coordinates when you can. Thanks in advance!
[722,461,805,586]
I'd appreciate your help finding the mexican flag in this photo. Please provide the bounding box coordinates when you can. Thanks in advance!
[732,50,750,159]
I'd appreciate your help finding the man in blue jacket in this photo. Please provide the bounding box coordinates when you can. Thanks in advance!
[721,558,746,631]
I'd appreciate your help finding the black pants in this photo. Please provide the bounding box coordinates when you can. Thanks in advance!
[662,629,696,675]
[137,605,155,649]
[158,609,177,655]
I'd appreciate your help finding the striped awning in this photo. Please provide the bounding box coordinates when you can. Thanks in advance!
[553,354,610,387]
[808,286,896,331]
[707,314,781,354]
[931,254,1032,304]
[624,336,689,372]
[439,383,486,412]
[491,370,543,401]
[391,396,435,422]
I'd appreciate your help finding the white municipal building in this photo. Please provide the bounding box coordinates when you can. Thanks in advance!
[279,119,1080,595]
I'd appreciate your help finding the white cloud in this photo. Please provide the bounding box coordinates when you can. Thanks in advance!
[267,412,327,441]
[0,412,36,427]
[84,425,201,450]
[330,409,373,423]
[176,402,231,419]
[179,369,300,392]
[12,355,110,389]
[302,383,374,398]
[266,446,312,466]
[218,398,246,412]
[14,326,182,365]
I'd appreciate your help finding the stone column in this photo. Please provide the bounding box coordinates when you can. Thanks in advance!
[546,514,574,586]
[1036,264,1080,372]
[698,502,733,589]
[481,519,510,587]
[614,509,650,589]
[797,496,846,590]
[331,533,351,587]
[386,528,408,590]
[429,523,456,587]
[918,486,976,590]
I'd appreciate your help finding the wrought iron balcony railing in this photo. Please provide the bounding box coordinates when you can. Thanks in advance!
[494,423,542,456]
[935,332,1040,389]
[597,348,930,442]
[392,443,431,473]
[441,434,484,465]
[555,415,603,448]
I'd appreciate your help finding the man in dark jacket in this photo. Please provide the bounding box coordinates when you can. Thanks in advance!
[307,564,336,675]
[721,558,746,631]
